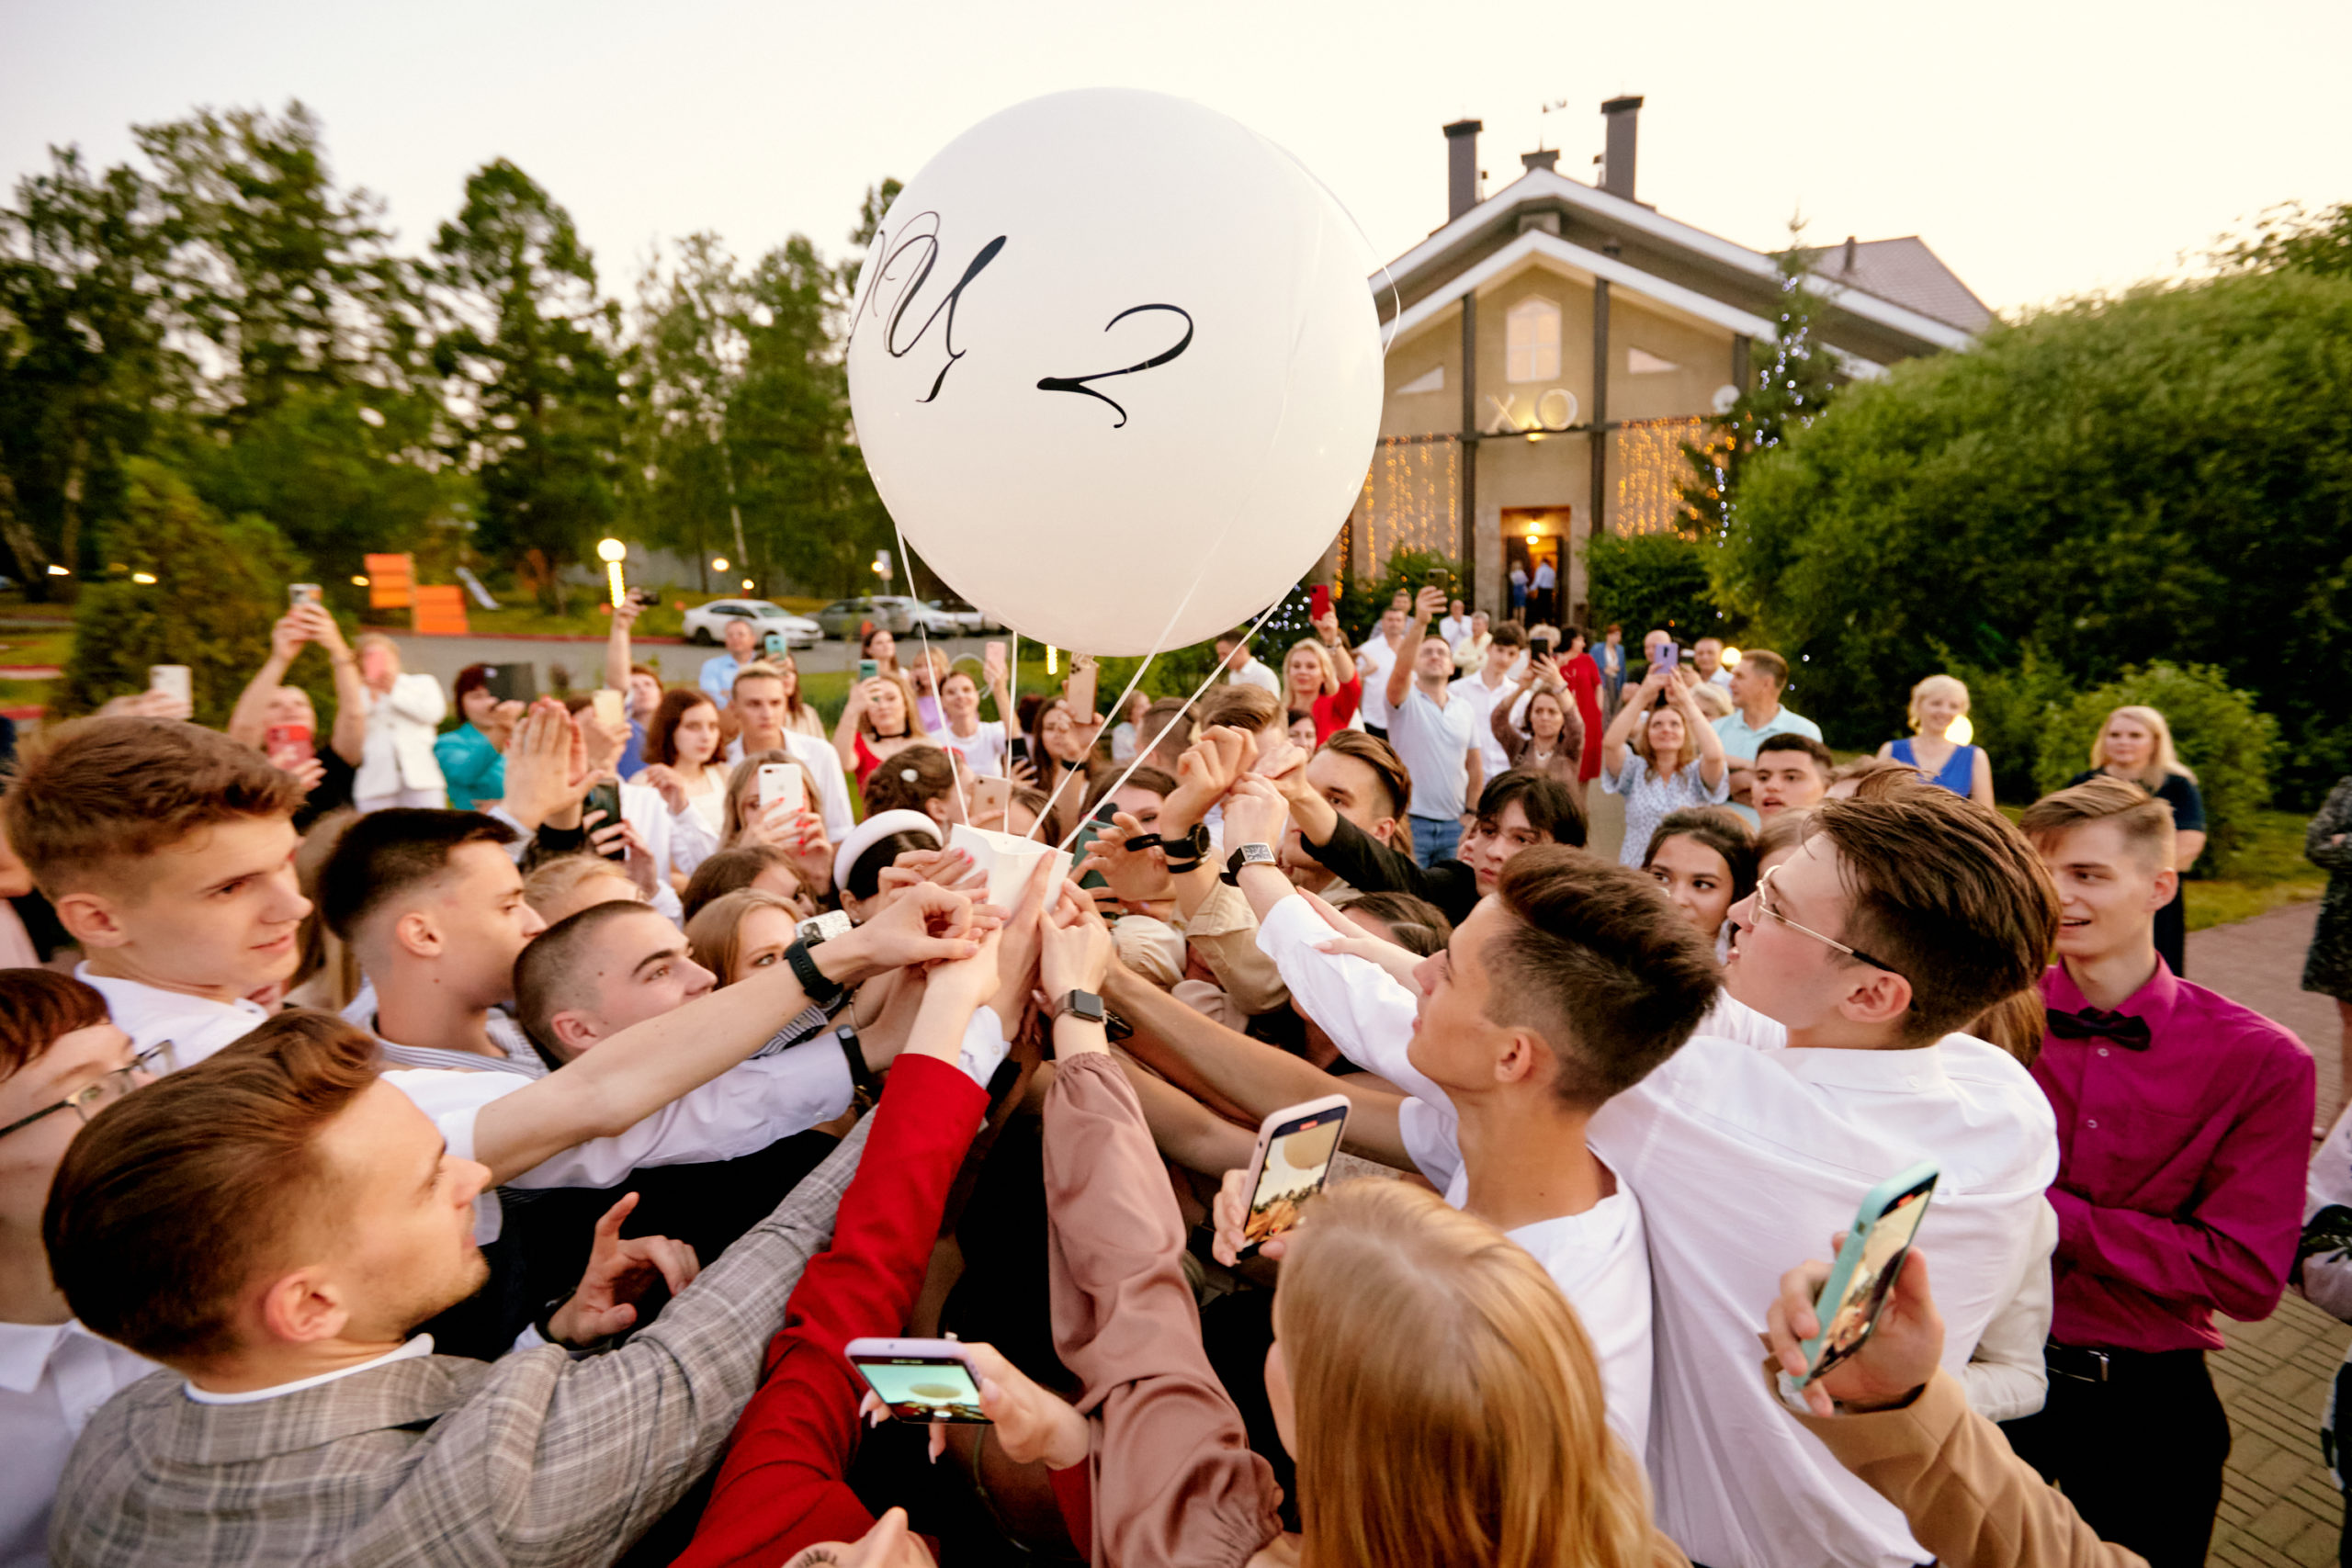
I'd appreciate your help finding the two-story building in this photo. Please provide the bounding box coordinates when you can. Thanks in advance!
[1337,96,1992,623]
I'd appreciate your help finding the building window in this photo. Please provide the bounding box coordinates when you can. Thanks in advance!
[1506,297,1561,383]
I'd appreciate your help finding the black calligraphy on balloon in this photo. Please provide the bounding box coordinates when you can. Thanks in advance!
[851,209,1007,403]
[1036,304,1195,429]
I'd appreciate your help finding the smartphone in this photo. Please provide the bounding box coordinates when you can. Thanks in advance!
[1067,820,1111,892]
[1530,631,1556,660]
[589,688,625,728]
[264,723,312,771]
[763,631,787,660]
[147,665,192,705]
[483,663,538,705]
[985,639,1007,669]
[1005,736,1031,770]
[1237,1094,1351,1260]
[1423,566,1450,590]
[857,658,880,682]
[970,773,1012,827]
[757,761,807,817]
[288,582,322,609]
[1794,1161,1939,1387]
[845,1337,990,1424]
[582,780,625,861]
[1655,642,1679,672]
[1308,584,1331,621]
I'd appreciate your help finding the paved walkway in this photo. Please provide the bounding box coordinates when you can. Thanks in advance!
[2191,900,2345,1566]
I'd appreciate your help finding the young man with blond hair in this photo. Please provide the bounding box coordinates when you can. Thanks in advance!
[2001,775,2312,1568]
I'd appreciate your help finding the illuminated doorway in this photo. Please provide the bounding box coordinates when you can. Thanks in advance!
[1501,506,1573,626]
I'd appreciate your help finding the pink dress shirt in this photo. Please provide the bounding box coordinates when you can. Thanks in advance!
[2033,959,2313,1351]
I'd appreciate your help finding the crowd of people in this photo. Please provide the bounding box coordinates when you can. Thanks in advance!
[0,581,2340,1568]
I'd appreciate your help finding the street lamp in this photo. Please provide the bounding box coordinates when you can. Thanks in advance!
[596,538,628,607]
[711,557,730,574]
[741,577,755,591]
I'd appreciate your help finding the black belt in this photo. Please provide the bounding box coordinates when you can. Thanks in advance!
[2045,1341,2205,1384]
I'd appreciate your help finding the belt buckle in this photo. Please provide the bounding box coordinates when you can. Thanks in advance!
[2052,1345,2109,1383]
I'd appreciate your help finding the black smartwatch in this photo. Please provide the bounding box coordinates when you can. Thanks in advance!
[783,938,845,1008]
[1161,820,1212,874]
[835,1013,879,1103]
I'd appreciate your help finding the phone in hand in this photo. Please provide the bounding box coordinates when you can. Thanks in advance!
[846,1337,990,1424]
[147,665,192,705]
[857,658,880,682]
[1793,1161,1939,1386]
[757,762,807,817]
[763,631,787,660]
[970,774,1013,828]
[582,780,625,862]
[1004,736,1031,771]
[1067,817,1112,892]
[1236,1094,1351,1260]
[1529,632,1556,660]
[589,688,625,728]
[264,723,313,771]
[1309,584,1331,621]
[1655,642,1679,672]
[288,582,322,609]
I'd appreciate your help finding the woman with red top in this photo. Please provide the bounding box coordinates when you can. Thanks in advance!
[1563,627,1607,795]
[834,671,933,795]
[1277,614,1362,746]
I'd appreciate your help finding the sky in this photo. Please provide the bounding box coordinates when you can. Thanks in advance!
[5,0,2347,316]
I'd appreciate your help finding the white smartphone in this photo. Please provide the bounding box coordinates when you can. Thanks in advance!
[756,762,806,816]
[589,687,625,728]
[1236,1093,1351,1260]
[147,665,192,705]
[844,1337,989,1424]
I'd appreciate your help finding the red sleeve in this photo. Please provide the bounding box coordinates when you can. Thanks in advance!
[672,1054,989,1568]
[1315,669,1362,742]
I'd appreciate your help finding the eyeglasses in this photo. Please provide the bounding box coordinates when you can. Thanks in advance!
[0,1040,177,1141]
[1750,866,1902,976]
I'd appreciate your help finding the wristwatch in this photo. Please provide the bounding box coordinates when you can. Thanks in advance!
[1160,820,1212,874]
[797,911,854,947]
[783,937,846,1008]
[1222,841,1280,885]
[1046,989,1107,1025]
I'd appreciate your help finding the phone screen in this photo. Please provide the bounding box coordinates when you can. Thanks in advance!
[1803,1168,1938,1383]
[857,658,880,682]
[1241,1104,1348,1258]
[851,1355,989,1423]
[763,632,787,660]
[583,781,625,861]
[589,688,625,728]
[288,582,322,609]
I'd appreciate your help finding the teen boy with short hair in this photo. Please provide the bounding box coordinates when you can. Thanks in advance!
[2001,776,2312,1568]
[1753,732,1836,821]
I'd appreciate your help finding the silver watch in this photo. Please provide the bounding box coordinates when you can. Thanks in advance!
[797,910,854,948]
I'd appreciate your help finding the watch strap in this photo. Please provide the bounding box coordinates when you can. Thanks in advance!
[1048,989,1106,1024]
[784,938,845,1008]
[836,1015,878,1102]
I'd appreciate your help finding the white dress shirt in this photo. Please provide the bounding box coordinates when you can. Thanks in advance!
[1436,614,1471,649]
[1448,667,1516,779]
[619,780,720,882]
[1964,1196,2055,1421]
[74,967,272,1069]
[1257,897,1655,1456]
[0,1320,158,1567]
[726,729,855,842]
[182,1335,435,1405]
[1353,636,1398,729]
[1227,657,1280,696]
[1587,992,2059,1568]
[1385,683,1477,821]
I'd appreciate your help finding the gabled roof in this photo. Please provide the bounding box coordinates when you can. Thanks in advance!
[1373,166,1980,365]
[1798,236,1995,333]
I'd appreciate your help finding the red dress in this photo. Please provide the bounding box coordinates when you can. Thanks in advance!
[1309,669,1363,744]
[1566,658,1605,783]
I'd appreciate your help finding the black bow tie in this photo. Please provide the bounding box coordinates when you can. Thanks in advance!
[2047,1007,2153,1050]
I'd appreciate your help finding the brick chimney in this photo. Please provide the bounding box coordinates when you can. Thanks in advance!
[1443,118,1483,221]
[1521,148,1560,174]
[1599,95,1643,201]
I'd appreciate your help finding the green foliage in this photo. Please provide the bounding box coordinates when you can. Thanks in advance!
[430,160,621,612]
[2030,662,2276,875]
[1583,531,1726,646]
[2217,200,2352,281]
[1939,644,2076,803]
[1679,221,1845,541]
[1714,267,2352,801]
[53,459,332,727]
[1338,547,1463,647]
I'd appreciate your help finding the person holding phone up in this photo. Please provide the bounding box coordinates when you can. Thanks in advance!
[1600,658,1729,868]
[224,597,371,827]
[1385,585,1484,867]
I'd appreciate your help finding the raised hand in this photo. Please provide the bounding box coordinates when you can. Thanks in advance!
[1165,724,1257,832]
[1299,886,1424,989]
[1074,810,1174,907]
[1763,1247,1947,1417]
[500,700,591,830]
[838,881,993,981]
[268,611,311,662]
[1038,879,1114,1003]
[637,763,689,816]
[1211,1164,1292,1268]
[277,753,327,795]
[544,1192,702,1348]
[1219,773,1291,854]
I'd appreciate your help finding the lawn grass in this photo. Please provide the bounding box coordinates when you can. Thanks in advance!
[2187,809,2327,931]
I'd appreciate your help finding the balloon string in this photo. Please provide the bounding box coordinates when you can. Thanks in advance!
[887,520,967,822]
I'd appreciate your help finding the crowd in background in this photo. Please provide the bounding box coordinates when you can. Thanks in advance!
[0,575,2347,1568]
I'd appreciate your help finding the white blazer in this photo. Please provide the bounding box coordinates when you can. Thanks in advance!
[355,672,449,798]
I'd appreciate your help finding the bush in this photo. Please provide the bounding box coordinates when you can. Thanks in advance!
[2031,662,2277,874]
[1340,547,1464,648]
[1582,531,1731,648]
[53,459,332,728]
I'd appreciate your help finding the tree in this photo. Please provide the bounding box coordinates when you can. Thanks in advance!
[1582,531,1724,647]
[431,161,621,611]
[1678,220,1843,543]
[1715,266,2352,802]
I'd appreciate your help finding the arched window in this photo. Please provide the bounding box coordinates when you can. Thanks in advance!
[1506,296,1562,383]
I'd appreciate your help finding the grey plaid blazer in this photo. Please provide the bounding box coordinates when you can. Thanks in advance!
[51,1118,871,1568]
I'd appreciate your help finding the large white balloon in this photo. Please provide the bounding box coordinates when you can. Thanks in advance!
[846,89,1382,656]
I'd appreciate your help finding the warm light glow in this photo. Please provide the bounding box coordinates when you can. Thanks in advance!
[1046,644,1058,675]
[352,574,371,587]
[741,577,755,591]
[1949,715,1974,746]
[45,564,68,577]
[130,571,157,585]
[1525,531,1540,546]
[1721,646,1743,667]
[711,557,730,573]
[871,558,888,576]
[595,537,628,563]
[605,560,626,607]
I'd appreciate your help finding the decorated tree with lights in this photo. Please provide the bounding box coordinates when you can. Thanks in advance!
[1677,221,1842,541]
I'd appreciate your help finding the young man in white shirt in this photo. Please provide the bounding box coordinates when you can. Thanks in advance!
[1451,619,1529,783]
[935,644,1014,779]
[1691,636,1736,690]
[1385,585,1483,867]
[728,665,854,841]
[1588,785,2062,1568]
[1352,592,1412,737]
[1186,782,1720,1455]
[5,718,314,1066]
[1213,630,1281,696]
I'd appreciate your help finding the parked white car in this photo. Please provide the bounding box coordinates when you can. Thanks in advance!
[870,595,967,637]
[681,598,820,649]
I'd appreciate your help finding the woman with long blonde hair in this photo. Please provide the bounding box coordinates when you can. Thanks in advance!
[2066,703,2207,975]
[1279,631,1362,745]
[832,670,933,795]
[1273,1180,1679,1568]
